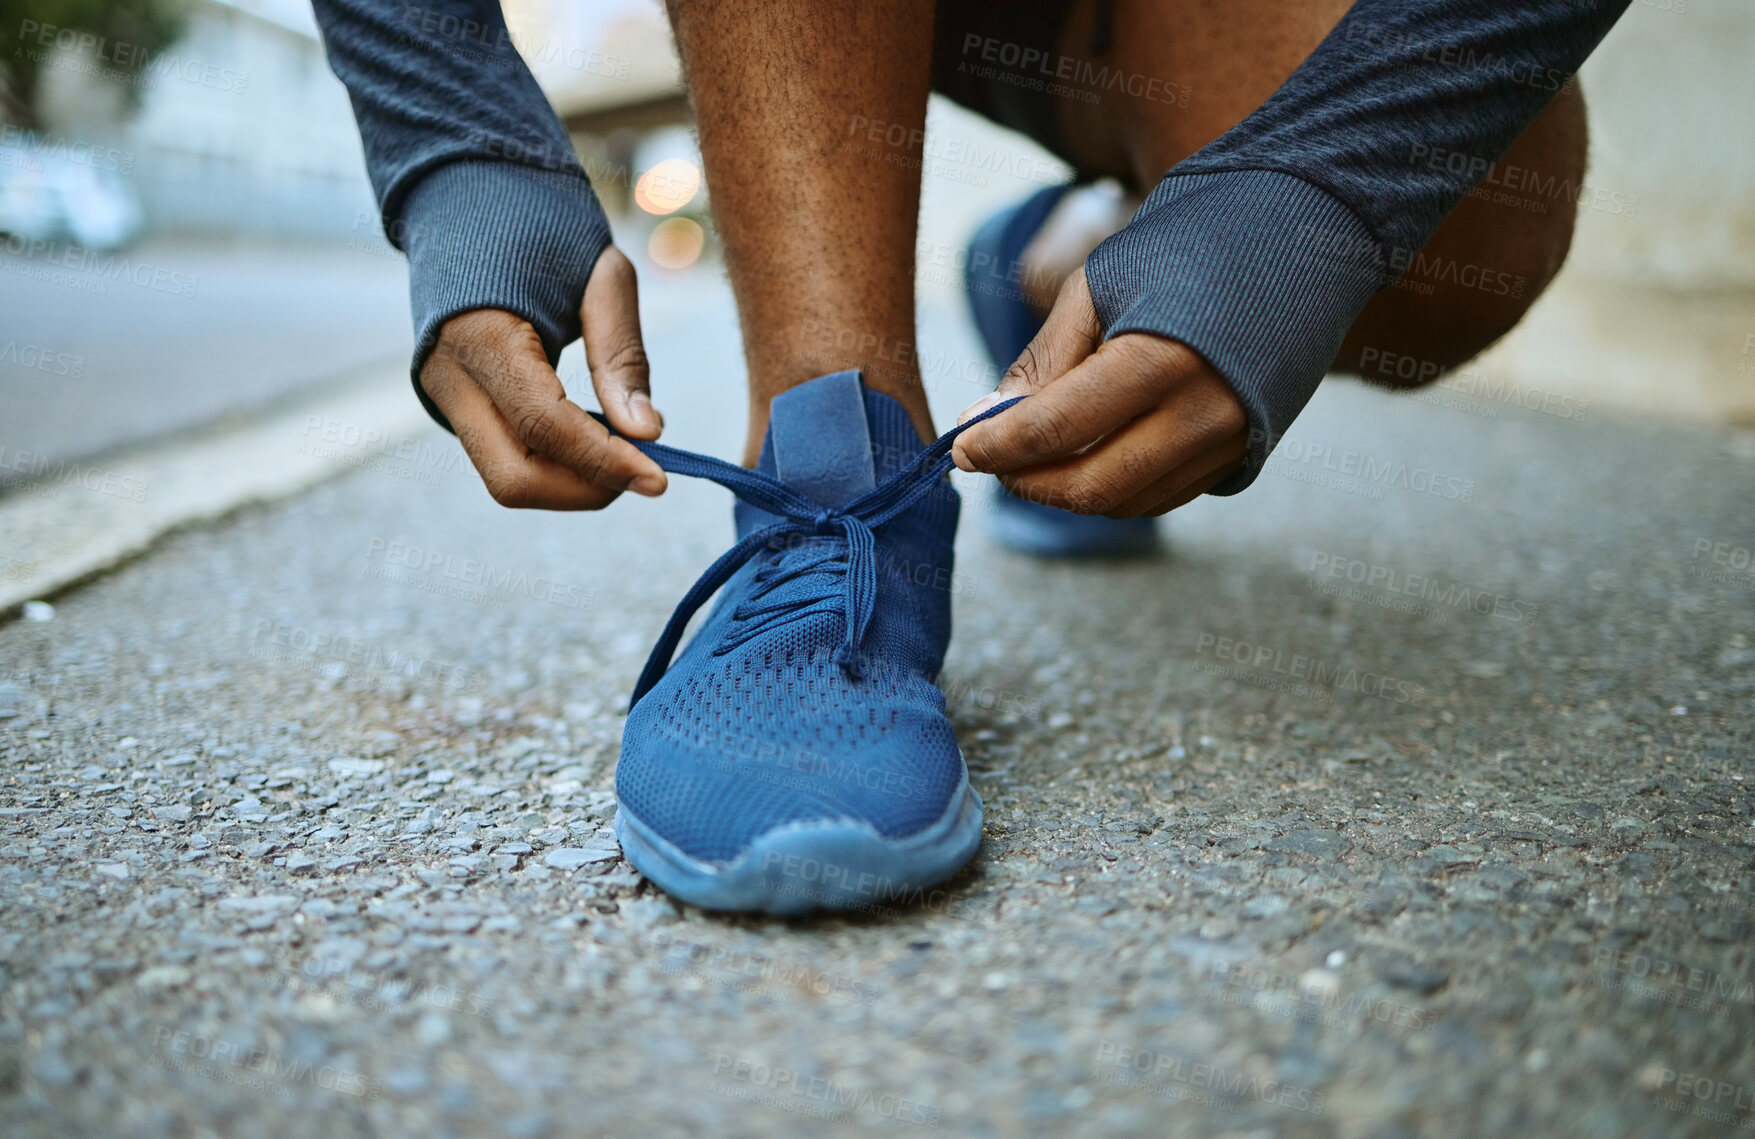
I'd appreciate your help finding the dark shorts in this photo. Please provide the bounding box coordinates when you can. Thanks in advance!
[931,0,1110,168]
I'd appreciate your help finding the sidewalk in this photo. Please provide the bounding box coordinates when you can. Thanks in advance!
[2,263,1752,1138]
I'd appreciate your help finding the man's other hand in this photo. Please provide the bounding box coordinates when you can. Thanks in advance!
[952,266,1248,518]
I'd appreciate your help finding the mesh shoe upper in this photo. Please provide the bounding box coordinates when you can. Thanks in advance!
[615,374,973,864]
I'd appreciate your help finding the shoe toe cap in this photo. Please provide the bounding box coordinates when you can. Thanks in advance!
[618,697,964,864]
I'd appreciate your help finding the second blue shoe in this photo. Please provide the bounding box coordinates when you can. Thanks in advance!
[965,183,1159,558]
[612,371,997,914]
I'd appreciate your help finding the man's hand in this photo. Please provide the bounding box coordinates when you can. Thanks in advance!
[952,267,1249,518]
[418,246,668,510]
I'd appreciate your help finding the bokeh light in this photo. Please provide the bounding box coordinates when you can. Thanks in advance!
[647,216,706,269]
[633,158,701,215]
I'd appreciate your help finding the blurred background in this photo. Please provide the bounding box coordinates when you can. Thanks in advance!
[6,8,1755,1131]
[1,0,1752,512]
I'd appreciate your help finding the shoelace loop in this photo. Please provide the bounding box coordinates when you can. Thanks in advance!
[602,397,1022,707]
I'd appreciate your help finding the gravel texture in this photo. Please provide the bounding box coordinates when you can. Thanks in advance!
[2,296,1753,1138]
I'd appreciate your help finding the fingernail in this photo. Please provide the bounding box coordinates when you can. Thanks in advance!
[632,472,666,497]
[958,392,1002,425]
[629,391,660,432]
[951,445,975,473]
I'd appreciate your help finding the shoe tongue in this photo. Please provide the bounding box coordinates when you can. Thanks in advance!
[741,371,947,541]
[765,370,890,507]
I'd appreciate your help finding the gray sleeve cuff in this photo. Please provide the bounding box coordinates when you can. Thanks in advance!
[399,159,614,431]
[1083,169,1386,495]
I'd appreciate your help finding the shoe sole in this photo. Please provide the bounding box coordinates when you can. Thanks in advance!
[614,774,983,915]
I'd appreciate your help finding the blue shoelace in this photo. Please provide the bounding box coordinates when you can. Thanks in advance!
[607,397,1022,707]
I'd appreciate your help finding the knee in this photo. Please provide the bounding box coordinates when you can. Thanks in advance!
[1339,84,1588,390]
[1352,228,1573,389]
[1340,194,1577,389]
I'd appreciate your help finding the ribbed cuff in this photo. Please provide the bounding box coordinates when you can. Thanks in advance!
[1083,170,1385,495]
[400,159,614,431]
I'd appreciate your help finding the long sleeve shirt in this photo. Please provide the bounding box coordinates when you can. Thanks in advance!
[1081,0,1630,491]
[314,0,1631,485]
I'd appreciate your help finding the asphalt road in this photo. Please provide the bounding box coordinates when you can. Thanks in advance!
[0,238,412,487]
[2,273,1753,1138]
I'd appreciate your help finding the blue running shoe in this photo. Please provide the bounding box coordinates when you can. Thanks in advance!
[611,371,1016,914]
[965,184,1159,558]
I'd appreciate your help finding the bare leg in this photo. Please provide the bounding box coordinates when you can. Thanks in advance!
[665,0,938,464]
[1014,0,1586,383]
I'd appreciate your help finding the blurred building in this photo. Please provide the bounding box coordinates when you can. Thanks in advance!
[30,0,374,240]
[1477,0,1755,426]
[23,0,686,243]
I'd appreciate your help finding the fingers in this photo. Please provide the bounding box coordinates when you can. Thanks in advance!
[954,331,1200,476]
[461,314,667,497]
[993,267,1103,401]
[1097,437,1245,518]
[956,265,1102,430]
[954,268,1201,475]
[420,308,667,509]
[998,388,1245,516]
[947,256,1250,516]
[581,246,663,441]
[420,349,625,510]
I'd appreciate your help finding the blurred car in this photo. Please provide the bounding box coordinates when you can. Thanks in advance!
[0,138,144,250]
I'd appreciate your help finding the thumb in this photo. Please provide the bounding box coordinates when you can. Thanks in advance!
[581,245,663,440]
[958,265,1102,425]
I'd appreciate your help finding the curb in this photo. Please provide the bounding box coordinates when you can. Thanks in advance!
[1,368,440,616]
